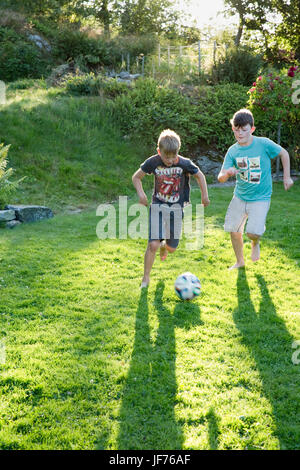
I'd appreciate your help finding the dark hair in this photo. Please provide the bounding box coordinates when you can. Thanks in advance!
[230,109,254,128]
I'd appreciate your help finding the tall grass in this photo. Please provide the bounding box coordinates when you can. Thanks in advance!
[0,85,152,211]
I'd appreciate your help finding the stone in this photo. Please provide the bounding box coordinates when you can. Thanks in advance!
[4,205,54,223]
[118,71,130,79]
[0,210,16,222]
[28,34,51,52]
[196,156,222,178]
[5,220,22,229]
[129,74,142,80]
[116,78,132,85]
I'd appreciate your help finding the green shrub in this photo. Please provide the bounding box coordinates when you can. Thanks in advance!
[7,78,47,90]
[110,33,158,58]
[65,73,130,97]
[0,144,23,209]
[248,67,300,168]
[52,29,116,67]
[212,46,263,86]
[32,20,157,71]
[0,27,49,81]
[65,73,100,95]
[195,83,249,150]
[110,79,248,153]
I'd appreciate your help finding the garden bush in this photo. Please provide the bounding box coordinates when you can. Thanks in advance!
[110,79,249,153]
[32,20,157,72]
[65,73,130,97]
[212,46,263,86]
[248,66,300,169]
[0,144,23,209]
[0,27,49,81]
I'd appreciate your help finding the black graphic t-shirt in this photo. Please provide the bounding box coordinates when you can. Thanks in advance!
[140,154,199,206]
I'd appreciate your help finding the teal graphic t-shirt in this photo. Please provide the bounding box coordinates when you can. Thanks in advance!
[222,136,282,201]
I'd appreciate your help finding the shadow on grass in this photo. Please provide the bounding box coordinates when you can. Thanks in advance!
[116,282,186,450]
[207,408,221,450]
[233,270,300,449]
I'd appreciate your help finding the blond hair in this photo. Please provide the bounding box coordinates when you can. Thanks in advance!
[157,129,181,155]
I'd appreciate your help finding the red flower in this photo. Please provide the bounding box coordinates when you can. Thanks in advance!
[287,65,299,77]
[253,82,256,86]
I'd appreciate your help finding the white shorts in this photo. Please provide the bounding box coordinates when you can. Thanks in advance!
[224,196,271,236]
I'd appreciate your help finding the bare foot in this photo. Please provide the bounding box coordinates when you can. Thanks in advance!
[160,240,168,261]
[228,262,245,270]
[251,241,260,262]
[140,278,149,288]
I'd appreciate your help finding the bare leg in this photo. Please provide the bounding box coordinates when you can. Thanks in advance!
[229,232,245,270]
[141,240,160,287]
[247,233,261,262]
[160,240,168,261]
[160,240,177,261]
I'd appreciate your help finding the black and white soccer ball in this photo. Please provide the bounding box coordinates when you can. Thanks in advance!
[174,272,201,300]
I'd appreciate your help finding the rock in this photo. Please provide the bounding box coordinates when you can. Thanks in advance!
[129,74,142,80]
[28,34,51,52]
[0,210,15,222]
[4,205,54,223]
[118,71,130,79]
[116,78,132,85]
[5,220,22,229]
[196,156,222,178]
[106,70,117,78]
[47,62,84,87]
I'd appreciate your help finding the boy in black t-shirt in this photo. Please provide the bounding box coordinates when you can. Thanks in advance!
[132,129,210,288]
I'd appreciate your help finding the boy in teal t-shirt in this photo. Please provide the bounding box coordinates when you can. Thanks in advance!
[218,108,294,270]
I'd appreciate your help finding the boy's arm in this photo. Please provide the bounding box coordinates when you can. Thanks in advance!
[218,167,239,183]
[132,168,148,206]
[218,150,238,183]
[193,171,210,207]
[277,148,294,190]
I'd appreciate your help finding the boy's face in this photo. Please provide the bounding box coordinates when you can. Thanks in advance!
[232,124,255,146]
[158,148,179,167]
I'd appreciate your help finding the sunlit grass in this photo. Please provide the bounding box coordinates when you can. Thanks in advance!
[0,85,152,212]
[0,182,299,450]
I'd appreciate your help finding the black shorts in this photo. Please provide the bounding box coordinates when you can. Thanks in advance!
[148,204,183,249]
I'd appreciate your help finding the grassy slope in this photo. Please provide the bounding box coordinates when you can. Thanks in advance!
[0,84,152,212]
[0,85,299,450]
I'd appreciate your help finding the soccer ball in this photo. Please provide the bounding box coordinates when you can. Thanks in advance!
[174,272,201,300]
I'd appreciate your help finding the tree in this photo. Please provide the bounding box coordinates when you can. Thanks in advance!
[71,1,114,36]
[223,0,272,46]
[115,0,181,35]
[1,0,72,17]
[271,0,300,60]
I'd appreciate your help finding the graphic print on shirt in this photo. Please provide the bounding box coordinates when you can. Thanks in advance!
[236,157,248,169]
[249,157,261,169]
[236,156,261,184]
[155,166,183,203]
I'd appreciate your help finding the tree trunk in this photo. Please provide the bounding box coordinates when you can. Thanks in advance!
[100,0,110,38]
[234,15,244,46]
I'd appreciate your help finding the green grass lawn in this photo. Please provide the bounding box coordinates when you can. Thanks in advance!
[0,182,299,450]
[0,83,152,212]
